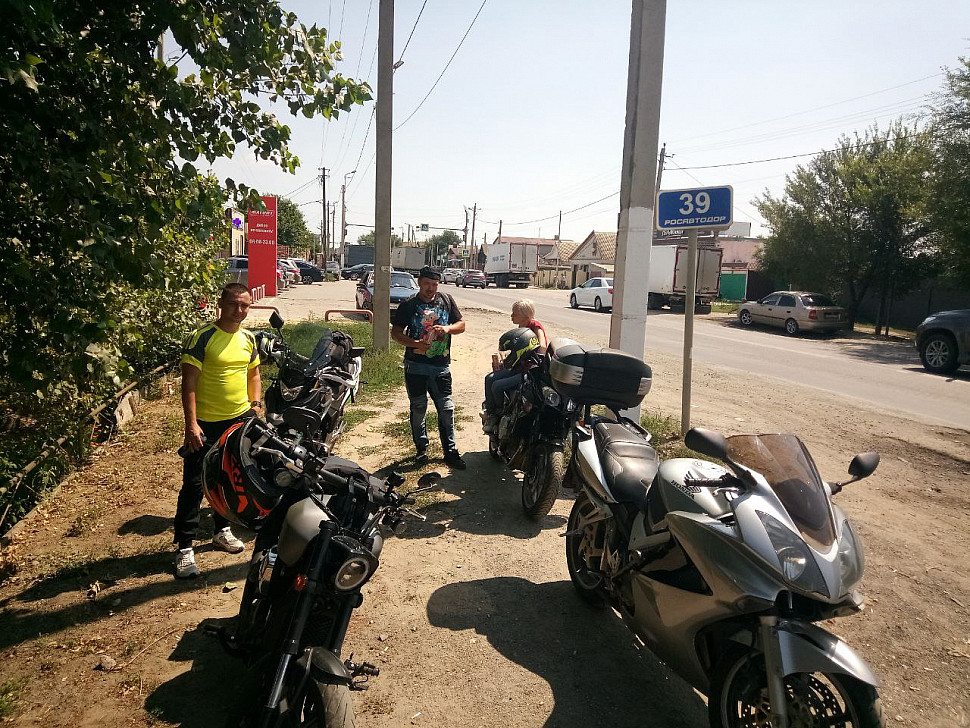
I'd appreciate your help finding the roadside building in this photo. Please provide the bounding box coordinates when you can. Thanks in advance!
[567,231,616,288]
[535,239,578,288]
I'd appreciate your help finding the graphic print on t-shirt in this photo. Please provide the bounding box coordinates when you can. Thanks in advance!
[412,301,451,359]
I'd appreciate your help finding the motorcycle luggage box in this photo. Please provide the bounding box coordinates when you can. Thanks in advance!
[548,338,652,410]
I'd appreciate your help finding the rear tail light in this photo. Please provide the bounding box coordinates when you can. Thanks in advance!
[808,309,818,320]
[608,288,613,295]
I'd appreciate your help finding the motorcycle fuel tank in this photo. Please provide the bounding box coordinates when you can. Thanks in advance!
[278,495,333,566]
[656,458,732,521]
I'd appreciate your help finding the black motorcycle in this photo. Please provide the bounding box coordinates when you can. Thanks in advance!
[256,312,364,454]
[205,407,438,727]
[485,335,576,520]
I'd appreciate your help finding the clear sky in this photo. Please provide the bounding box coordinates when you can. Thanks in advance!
[203,0,970,248]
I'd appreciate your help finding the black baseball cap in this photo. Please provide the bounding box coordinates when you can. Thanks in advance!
[418,266,441,281]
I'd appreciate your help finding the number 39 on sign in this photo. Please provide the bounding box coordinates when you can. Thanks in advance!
[655,185,733,231]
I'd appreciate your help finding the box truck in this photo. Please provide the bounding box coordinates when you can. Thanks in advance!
[647,244,723,311]
[484,242,539,288]
[390,246,426,273]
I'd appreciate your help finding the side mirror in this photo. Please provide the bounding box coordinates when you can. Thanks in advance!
[832,451,879,493]
[269,311,285,331]
[282,406,322,437]
[684,427,728,460]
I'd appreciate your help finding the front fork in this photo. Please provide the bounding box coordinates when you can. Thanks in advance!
[760,615,789,728]
[259,519,339,728]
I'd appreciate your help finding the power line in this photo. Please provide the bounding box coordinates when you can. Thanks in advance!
[398,0,429,63]
[479,191,620,227]
[394,0,488,131]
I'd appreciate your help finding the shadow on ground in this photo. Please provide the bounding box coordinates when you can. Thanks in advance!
[427,576,708,728]
[118,514,171,537]
[371,451,567,541]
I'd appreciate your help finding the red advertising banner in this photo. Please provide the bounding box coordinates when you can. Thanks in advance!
[247,195,278,297]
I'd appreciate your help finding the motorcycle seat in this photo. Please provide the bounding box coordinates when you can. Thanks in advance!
[595,421,660,511]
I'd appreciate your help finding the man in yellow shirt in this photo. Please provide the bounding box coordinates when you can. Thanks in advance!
[175,282,262,578]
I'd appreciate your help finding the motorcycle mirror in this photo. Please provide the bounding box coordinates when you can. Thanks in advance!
[848,451,879,479]
[269,311,286,331]
[684,427,728,460]
[282,407,322,437]
[417,472,442,488]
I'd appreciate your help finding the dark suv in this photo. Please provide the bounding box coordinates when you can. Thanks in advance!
[915,309,970,374]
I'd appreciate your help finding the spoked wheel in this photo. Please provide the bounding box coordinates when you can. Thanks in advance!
[739,309,753,326]
[709,647,884,728]
[302,274,313,285]
[521,445,563,520]
[564,490,608,607]
[785,318,800,336]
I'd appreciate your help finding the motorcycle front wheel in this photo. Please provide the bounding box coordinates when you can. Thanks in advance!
[521,445,563,520]
[564,490,608,607]
[709,646,884,728]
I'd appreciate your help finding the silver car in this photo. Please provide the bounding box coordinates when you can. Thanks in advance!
[738,291,849,335]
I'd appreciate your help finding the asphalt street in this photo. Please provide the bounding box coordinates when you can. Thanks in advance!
[445,283,970,430]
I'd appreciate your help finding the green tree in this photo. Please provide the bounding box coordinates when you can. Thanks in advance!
[425,230,462,263]
[930,55,970,286]
[356,230,403,247]
[755,123,933,327]
[0,1,370,427]
[275,197,315,253]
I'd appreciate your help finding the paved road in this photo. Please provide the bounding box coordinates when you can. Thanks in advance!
[445,283,970,430]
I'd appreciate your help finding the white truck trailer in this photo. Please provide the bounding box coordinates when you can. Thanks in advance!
[484,241,539,288]
[390,246,426,274]
[647,244,723,311]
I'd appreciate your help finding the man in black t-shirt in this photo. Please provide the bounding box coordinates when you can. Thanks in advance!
[391,267,467,468]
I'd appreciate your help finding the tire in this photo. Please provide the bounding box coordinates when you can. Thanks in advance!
[594,297,603,312]
[738,309,753,326]
[647,292,664,310]
[919,332,959,374]
[785,318,799,336]
[488,435,501,461]
[564,490,609,607]
[301,274,312,285]
[709,646,883,728]
[521,446,564,520]
[570,294,578,309]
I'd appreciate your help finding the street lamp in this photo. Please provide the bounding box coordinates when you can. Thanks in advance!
[339,170,356,265]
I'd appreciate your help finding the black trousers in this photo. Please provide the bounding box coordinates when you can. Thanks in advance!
[174,410,255,549]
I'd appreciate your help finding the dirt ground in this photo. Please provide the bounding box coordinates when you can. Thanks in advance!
[0,283,968,727]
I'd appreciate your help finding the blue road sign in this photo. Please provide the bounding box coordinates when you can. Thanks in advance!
[656,185,733,231]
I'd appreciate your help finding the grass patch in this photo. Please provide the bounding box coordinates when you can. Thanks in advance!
[639,409,710,460]
[65,508,101,537]
[342,408,379,431]
[0,678,27,719]
[711,300,739,314]
[154,412,184,453]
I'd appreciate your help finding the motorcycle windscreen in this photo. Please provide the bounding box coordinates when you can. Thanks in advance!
[726,434,836,550]
[308,329,335,370]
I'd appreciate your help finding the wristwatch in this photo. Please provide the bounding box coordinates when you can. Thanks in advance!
[251,400,262,409]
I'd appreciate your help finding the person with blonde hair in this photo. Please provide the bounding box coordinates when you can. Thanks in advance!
[481,299,549,433]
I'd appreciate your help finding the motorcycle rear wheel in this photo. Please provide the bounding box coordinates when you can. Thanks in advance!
[709,646,884,728]
[564,491,608,607]
[521,446,563,520]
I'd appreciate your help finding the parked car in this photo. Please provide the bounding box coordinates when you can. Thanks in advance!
[277,259,303,285]
[325,260,340,275]
[442,268,463,284]
[281,257,324,284]
[355,270,419,310]
[225,256,248,287]
[341,263,374,280]
[915,309,970,374]
[458,269,486,288]
[737,291,849,335]
[568,277,613,312]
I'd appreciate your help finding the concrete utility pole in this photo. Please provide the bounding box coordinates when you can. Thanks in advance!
[373,0,394,348]
[340,170,355,267]
[319,167,328,259]
[468,203,477,270]
[610,0,667,421]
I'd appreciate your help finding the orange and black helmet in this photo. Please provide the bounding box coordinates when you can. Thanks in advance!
[202,419,286,529]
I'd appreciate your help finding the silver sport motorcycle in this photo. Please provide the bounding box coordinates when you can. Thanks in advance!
[564,422,884,727]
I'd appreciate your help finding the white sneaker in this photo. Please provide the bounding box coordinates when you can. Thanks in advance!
[175,547,200,579]
[212,527,245,554]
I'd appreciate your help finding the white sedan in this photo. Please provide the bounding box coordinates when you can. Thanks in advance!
[568,277,613,312]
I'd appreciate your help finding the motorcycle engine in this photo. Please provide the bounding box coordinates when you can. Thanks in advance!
[257,548,278,596]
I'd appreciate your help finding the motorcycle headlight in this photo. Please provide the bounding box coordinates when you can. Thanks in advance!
[334,556,373,592]
[542,386,561,407]
[757,511,828,597]
[837,520,865,589]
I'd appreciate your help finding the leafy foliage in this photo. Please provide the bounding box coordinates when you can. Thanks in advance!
[356,230,404,247]
[0,1,370,431]
[930,55,970,286]
[425,230,463,261]
[275,196,315,254]
[755,123,933,322]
